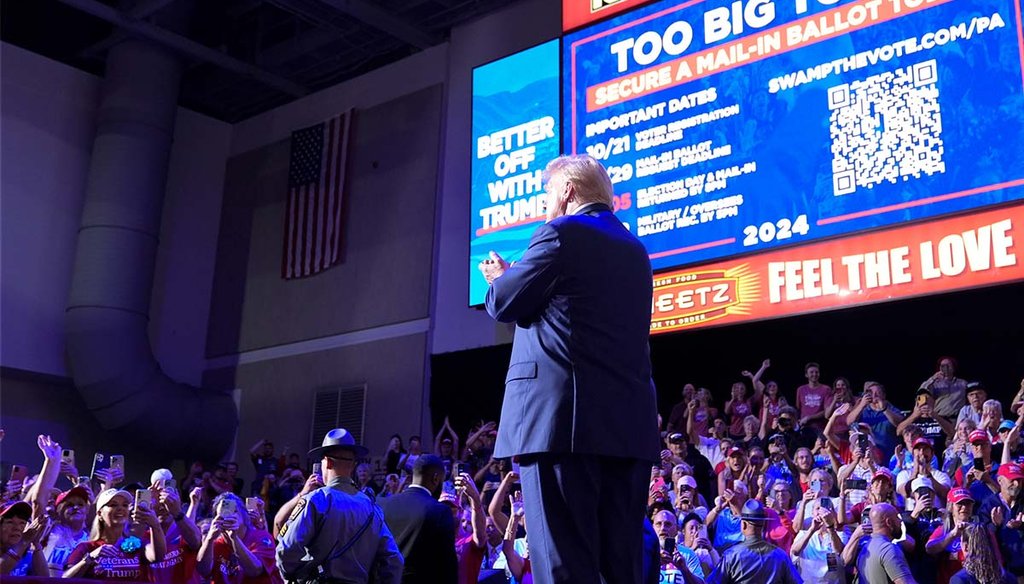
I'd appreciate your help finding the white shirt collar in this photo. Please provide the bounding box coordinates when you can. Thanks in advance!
[408,484,434,496]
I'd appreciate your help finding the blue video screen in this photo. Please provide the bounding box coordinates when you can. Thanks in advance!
[563,0,1024,272]
[470,39,562,306]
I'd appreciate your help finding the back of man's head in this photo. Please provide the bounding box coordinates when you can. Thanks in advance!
[413,454,445,490]
[545,154,614,208]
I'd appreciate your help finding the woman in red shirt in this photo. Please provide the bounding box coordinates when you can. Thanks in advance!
[196,493,282,584]
[825,377,854,440]
[65,488,166,580]
[725,382,755,439]
[926,487,975,582]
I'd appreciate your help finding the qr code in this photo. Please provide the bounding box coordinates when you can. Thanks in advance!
[828,59,945,196]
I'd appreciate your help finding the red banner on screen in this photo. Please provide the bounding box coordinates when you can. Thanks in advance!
[650,204,1024,334]
[563,0,657,32]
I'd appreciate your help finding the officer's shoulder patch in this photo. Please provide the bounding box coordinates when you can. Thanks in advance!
[288,497,307,523]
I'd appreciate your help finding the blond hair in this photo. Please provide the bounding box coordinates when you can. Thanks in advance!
[544,155,614,208]
[962,523,1003,584]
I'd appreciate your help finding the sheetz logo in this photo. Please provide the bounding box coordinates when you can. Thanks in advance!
[651,265,760,331]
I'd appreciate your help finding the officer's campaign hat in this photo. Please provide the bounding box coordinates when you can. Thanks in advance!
[739,499,768,523]
[309,428,368,459]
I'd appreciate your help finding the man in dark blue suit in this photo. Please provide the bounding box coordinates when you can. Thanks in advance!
[378,454,457,584]
[479,154,660,584]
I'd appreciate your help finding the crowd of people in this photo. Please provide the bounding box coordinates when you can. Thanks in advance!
[2,356,1023,584]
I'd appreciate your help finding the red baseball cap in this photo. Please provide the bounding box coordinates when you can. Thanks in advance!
[947,487,975,505]
[998,463,1024,481]
[0,500,31,520]
[872,468,895,483]
[969,430,990,444]
[728,447,746,457]
[912,437,934,450]
[55,486,90,508]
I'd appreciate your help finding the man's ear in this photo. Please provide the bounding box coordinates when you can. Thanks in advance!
[563,180,577,204]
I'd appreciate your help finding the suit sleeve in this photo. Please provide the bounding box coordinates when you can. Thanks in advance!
[373,510,404,584]
[781,549,803,584]
[434,505,459,584]
[485,223,560,323]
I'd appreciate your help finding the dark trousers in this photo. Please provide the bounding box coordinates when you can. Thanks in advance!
[518,453,650,584]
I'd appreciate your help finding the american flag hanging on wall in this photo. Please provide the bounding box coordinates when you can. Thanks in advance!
[282,111,351,279]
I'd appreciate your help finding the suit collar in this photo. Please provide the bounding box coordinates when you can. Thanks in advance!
[407,484,435,498]
[572,202,610,216]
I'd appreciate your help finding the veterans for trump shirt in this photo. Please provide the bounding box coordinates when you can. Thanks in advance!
[148,521,200,584]
[66,539,147,581]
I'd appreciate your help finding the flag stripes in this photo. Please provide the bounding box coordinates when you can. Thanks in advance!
[282,112,351,279]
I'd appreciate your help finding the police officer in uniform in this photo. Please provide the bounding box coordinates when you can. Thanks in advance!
[276,428,403,583]
[708,499,802,584]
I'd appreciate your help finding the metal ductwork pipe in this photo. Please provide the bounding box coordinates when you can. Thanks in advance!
[66,31,237,461]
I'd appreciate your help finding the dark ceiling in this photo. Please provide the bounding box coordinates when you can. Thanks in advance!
[2,0,526,123]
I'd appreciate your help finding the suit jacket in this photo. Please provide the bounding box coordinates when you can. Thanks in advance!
[487,203,660,461]
[378,485,457,584]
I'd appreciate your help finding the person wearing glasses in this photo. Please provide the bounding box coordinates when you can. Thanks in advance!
[276,428,403,584]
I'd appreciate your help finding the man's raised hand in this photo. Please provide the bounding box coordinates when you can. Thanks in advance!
[37,434,62,460]
[478,251,510,284]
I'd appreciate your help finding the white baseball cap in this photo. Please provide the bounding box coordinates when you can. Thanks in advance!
[910,477,934,493]
[150,468,173,485]
[95,488,134,509]
[678,476,697,490]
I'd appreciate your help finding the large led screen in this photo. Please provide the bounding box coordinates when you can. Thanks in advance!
[470,39,561,306]
[563,0,1024,276]
[649,202,1024,331]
